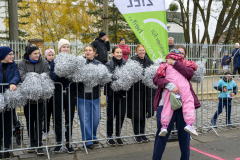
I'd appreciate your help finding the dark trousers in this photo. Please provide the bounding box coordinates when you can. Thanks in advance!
[213,99,232,123]
[233,67,240,76]
[107,96,126,137]
[0,109,14,149]
[132,119,145,135]
[24,103,44,147]
[153,106,190,160]
[54,90,76,143]
[42,97,54,133]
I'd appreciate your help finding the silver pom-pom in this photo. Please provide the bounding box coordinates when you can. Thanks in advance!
[71,56,86,83]
[111,59,143,91]
[0,93,6,113]
[80,63,100,87]
[142,59,164,89]
[191,61,206,83]
[4,86,27,109]
[97,64,112,85]
[21,72,43,101]
[40,73,55,99]
[54,52,78,79]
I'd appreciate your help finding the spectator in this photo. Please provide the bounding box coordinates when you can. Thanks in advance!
[168,37,175,52]
[221,50,231,72]
[211,72,237,127]
[127,44,154,143]
[0,46,20,159]
[91,32,110,65]
[231,43,240,77]
[19,44,50,155]
[116,37,131,60]
[152,45,201,160]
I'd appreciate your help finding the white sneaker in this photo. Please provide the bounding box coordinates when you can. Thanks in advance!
[184,125,198,136]
[42,132,48,141]
[158,128,168,137]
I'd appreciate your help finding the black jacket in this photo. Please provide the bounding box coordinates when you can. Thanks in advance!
[104,58,127,97]
[91,38,110,64]
[77,59,102,100]
[127,55,155,120]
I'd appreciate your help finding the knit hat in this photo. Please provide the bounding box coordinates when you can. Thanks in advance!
[58,39,70,52]
[45,49,55,57]
[119,37,125,42]
[0,46,12,60]
[25,44,39,55]
[165,49,183,62]
[99,32,106,38]
[224,50,228,53]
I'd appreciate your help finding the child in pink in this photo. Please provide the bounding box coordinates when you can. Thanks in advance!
[156,49,198,136]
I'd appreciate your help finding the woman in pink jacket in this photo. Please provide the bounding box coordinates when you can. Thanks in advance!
[116,38,131,60]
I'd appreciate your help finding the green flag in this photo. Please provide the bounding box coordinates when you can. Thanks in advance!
[114,0,168,61]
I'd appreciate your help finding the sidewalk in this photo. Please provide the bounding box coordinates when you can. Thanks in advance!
[9,126,240,160]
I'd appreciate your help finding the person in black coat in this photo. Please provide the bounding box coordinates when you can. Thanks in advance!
[104,46,127,146]
[91,32,110,64]
[0,46,20,159]
[127,44,154,143]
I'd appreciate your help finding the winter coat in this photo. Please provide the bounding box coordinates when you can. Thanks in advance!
[19,53,50,82]
[18,53,50,104]
[77,59,102,100]
[91,38,110,64]
[0,61,20,92]
[104,57,127,97]
[231,48,240,68]
[221,55,231,66]
[214,78,237,100]
[116,44,131,61]
[153,61,201,111]
[169,44,175,52]
[127,55,155,120]
[50,59,76,93]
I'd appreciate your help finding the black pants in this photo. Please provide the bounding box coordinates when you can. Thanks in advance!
[233,67,240,76]
[54,89,76,143]
[0,109,14,149]
[24,103,43,147]
[131,119,145,135]
[107,96,126,137]
[42,97,54,133]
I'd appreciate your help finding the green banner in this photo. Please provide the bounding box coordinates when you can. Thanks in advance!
[114,0,168,61]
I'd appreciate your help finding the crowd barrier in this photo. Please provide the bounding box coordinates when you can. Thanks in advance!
[0,75,240,159]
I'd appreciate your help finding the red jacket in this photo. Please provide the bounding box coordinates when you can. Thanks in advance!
[117,44,131,60]
[153,61,201,111]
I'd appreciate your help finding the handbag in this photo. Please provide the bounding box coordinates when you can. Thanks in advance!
[170,92,182,110]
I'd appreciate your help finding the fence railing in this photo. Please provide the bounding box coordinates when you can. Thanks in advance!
[0,75,240,159]
[0,41,238,74]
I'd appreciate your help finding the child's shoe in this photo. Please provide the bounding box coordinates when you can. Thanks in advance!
[211,118,217,127]
[158,125,168,137]
[184,124,198,136]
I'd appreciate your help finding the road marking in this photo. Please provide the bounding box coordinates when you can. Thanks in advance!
[190,147,225,160]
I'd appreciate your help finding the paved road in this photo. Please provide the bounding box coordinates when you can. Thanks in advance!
[13,127,239,160]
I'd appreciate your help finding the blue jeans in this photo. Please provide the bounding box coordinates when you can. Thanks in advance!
[213,99,232,123]
[152,106,190,160]
[77,98,100,146]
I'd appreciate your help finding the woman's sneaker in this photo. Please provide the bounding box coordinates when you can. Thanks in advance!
[53,145,63,153]
[141,136,149,142]
[107,138,116,146]
[158,128,168,137]
[65,143,74,154]
[36,148,44,155]
[116,138,124,146]
[134,136,142,143]
[42,132,48,141]
[184,124,198,136]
